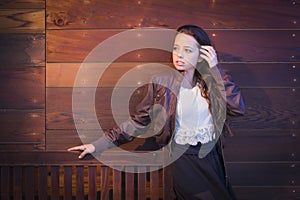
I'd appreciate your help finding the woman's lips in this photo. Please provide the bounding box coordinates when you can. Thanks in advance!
[176,60,185,66]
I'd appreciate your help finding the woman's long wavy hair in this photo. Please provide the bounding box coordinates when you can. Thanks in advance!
[176,25,212,110]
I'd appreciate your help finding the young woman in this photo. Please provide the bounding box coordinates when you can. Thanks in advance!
[68,25,245,200]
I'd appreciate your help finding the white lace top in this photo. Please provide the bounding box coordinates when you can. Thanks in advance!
[174,85,215,145]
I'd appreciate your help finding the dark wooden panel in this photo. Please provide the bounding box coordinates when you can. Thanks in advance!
[51,166,60,200]
[0,34,45,67]
[46,87,300,130]
[1,166,10,200]
[0,151,299,187]
[76,166,85,200]
[163,165,174,199]
[227,163,299,186]
[125,167,134,200]
[46,30,299,63]
[0,67,45,108]
[137,168,146,200]
[88,166,97,200]
[0,143,45,151]
[0,9,45,33]
[38,166,48,200]
[46,62,300,88]
[46,0,299,29]
[0,0,45,9]
[24,166,35,200]
[13,166,22,200]
[223,63,300,87]
[63,166,73,200]
[101,166,110,200]
[233,186,300,200]
[230,88,300,129]
[0,109,44,143]
[113,169,122,200]
[223,129,300,162]
[150,167,160,200]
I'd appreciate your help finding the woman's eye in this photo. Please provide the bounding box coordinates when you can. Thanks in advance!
[185,49,192,53]
[173,46,178,51]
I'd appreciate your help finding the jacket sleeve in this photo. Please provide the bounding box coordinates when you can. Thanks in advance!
[92,83,155,153]
[210,65,246,116]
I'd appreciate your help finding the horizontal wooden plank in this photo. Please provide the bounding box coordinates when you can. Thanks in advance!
[223,129,300,162]
[0,34,45,67]
[233,186,300,200]
[47,129,300,162]
[0,67,45,108]
[227,162,300,186]
[46,62,300,87]
[0,109,45,143]
[0,9,45,33]
[46,30,300,63]
[230,88,300,129]
[0,143,45,151]
[46,87,300,130]
[46,0,300,29]
[0,0,45,9]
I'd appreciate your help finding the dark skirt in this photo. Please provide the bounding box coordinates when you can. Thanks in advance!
[170,141,236,200]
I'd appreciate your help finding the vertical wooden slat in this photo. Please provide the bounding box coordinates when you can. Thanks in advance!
[101,166,110,200]
[38,166,48,200]
[137,167,147,200]
[76,166,85,200]
[125,167,135,200]
[113,168,122,200]
[150,167,160,200]
[24,166,35,200]
[51,166,60,200]
[13,166,22,200]
[163,165,174,199]
[88,166,97,200]
[64,166,72,200]
[1,166,10,200]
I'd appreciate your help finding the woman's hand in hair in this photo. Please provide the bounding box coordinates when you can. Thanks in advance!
[199,46,218,68]
[67,144,96,159]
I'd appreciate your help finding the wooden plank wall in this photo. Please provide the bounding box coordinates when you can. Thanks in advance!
[0,0,299,199]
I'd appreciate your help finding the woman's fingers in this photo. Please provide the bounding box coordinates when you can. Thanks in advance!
[67,145,85,151]
[200,46,218,68]
[79,149,90,159]
[67,144,96,159]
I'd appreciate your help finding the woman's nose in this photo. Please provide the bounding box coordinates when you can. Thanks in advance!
[178,50,184,58]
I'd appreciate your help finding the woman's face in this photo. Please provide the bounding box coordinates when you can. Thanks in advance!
[172,33,203,72]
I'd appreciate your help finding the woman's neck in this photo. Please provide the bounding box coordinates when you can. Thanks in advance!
[181,69,195,89]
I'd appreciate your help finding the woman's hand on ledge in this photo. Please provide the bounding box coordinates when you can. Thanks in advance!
[67,144,95,159]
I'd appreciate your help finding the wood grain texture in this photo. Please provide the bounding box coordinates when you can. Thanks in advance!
[233,186,300,200]
[46,30,300,63]
[0,67,45,108]
[0,34,45,67]
[0,9,45,33]
[0,151,298,187]
[0,109,44,143]
[230,88,300,129]
[0,0,45,9]
[46,62,300,88]
[46,0,300,29]
[227,162,299,186]
[46,87,300,130]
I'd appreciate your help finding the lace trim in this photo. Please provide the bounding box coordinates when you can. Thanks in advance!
[174,124,215,145]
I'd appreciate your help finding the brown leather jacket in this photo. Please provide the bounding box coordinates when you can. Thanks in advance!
[92,65,245,153]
